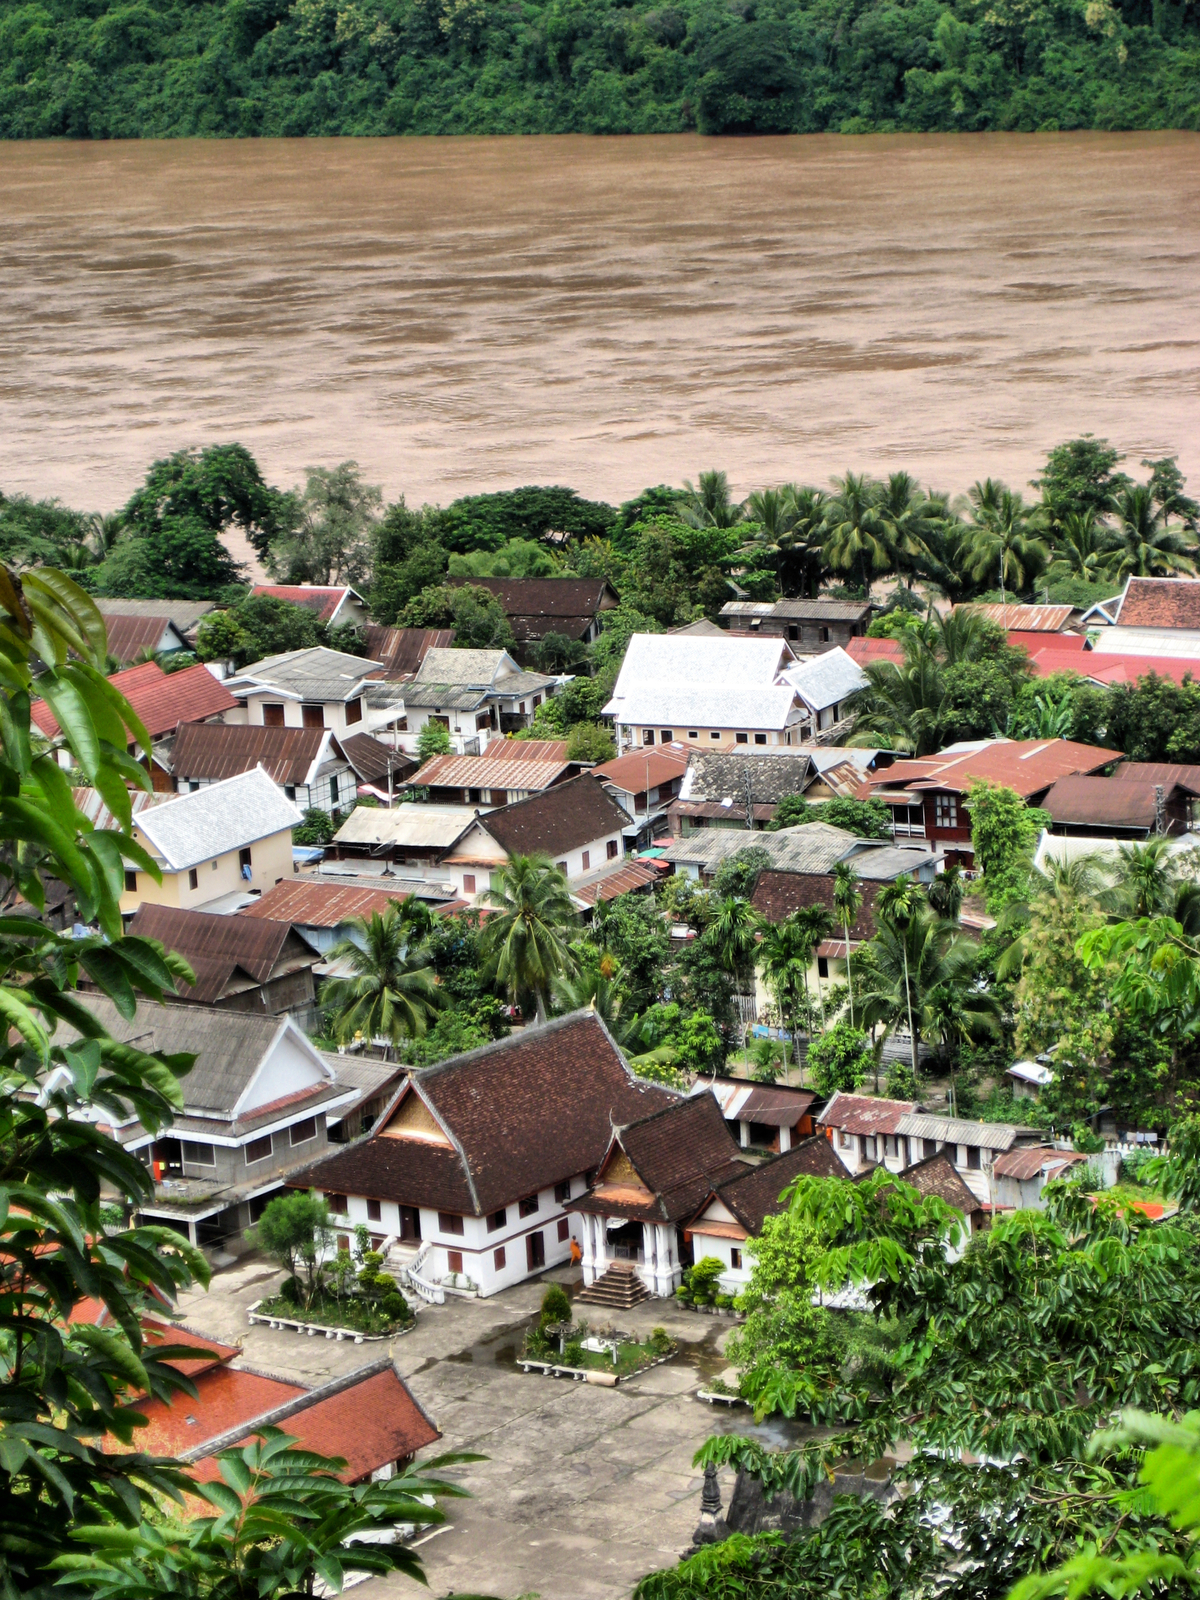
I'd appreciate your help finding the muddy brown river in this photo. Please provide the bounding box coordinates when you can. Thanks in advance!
[2,132,1198,527]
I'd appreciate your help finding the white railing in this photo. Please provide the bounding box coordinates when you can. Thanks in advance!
[402,1242,445,1305]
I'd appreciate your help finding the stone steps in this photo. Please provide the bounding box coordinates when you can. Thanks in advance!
[577,1262,651,1310]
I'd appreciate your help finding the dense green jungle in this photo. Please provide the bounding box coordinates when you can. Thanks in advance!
[1,0,1198,138]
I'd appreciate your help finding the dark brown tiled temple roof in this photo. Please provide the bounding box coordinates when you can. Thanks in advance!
[751,869,880,933]
[704,1135,848,1233]
[897,1150,985,1216]
[478,773,631,860]
[445,578,618,642]
[573,1095,746,1224]
[294,1012,674,1215]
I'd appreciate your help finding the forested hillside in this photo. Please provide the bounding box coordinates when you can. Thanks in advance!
[1,0,1198,137]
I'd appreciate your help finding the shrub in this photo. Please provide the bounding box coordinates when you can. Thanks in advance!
[381,1293,411,1322]
[715,1293,734,1310]
[540,1284,572,1327]
[562,1340,585,1367]
[807,1021,873,1097]
[649,1327,673,1356]
[417,719,452,761]
[294,806,335,846]
[687,1256,726,1306]
[279,1275,302,1304]
[886,1059,919,1100]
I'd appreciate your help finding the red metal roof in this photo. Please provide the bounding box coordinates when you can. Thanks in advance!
[993,1146,1088,1182]
[251,585,356,624]
[118,1365,305,1459]
[363,625,454,677]
[572,858,663,907]
[868,739,1113,801]
[846,637,905,666]
[32,661,237,742]
[103,613,178,663]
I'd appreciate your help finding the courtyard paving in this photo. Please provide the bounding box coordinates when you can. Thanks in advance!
[175,1258,757,1600]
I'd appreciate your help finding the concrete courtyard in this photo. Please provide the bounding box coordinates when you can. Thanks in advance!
[176,1257,758,1600]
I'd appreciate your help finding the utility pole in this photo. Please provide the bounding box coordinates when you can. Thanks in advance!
[744,764,754,830]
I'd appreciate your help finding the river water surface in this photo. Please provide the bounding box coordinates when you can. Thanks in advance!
[2,132,1198,525]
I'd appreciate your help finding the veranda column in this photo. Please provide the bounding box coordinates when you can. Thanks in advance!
[592,1214,607,1280]
[655,1223,675,1297]
[580,1212,596,1285]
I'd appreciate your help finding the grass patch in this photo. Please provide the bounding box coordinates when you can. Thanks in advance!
[258,1290,412,1336]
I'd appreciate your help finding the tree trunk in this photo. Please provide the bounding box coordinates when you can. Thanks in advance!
[844,917,854,1026]
[902,946,918,1082]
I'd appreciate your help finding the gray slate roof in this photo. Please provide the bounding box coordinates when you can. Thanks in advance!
[413,648,517,687]
[59,995,332,1121]
[135,768,303,871]
[720,598,872,623]
[678,749,814,806]
[661,820,862,875]
[895,1112,1019,1152]
[227,648,384,703]
[395,683,489,712]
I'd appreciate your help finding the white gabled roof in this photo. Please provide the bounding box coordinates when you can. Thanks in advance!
[782,647,868,713]
[134,768,303,871]
[604,633,800,730]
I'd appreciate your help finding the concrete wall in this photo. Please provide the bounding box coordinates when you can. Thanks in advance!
[616,722,807,753]
[121,827,295,913]
[320,1175,587,1296]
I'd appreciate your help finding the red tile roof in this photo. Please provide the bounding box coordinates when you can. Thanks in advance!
[818,1091,916,1137]
[578,1094,747,1224]
[296,1011,675,1215]
[32,661,236,742]
[474,772,632,860]
[1116,577,1200,629]
[242,878,413,927]
[189,1362,440,1486]
[120,1365,305,1459]
[251,585,357,624]
[594,742,692,792]
[898,1150,985,1215]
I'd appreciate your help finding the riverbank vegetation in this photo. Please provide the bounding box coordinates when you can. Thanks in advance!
[2,0,1199,137]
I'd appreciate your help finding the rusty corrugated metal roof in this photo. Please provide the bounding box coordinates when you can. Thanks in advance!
[171,723,329,785]
[405,752,572,792]
[242,878,414,928]
[363,626,454,677]
[127,903,311,1003]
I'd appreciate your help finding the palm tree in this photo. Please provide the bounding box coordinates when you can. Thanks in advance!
[879,472,935,590]
[846,642,945,755]
[963,480,1048,608]
[757,918,812,1079]
[87,511,125,561]
[1099,836,1189,919]
[1047,510,1119,587]
[832,862,863,1025]
[871,876,922,1080]
[1108,485,1197,580]
[778,485,828,597]
[323,903,445,1057]
[821,472,893,597]
[792,903,835,1032]
[680,470,743,529]
[923,979,1001,1115]
[553,955,631,1037]
[926,861,963,921]
[745,488,793,540]
[858,898,997,1087]
[701,895,763,997]
[481,853,578,1024]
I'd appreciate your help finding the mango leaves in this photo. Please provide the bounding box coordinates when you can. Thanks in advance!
[55,1432,489,1600]
[0,568,213,1599]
